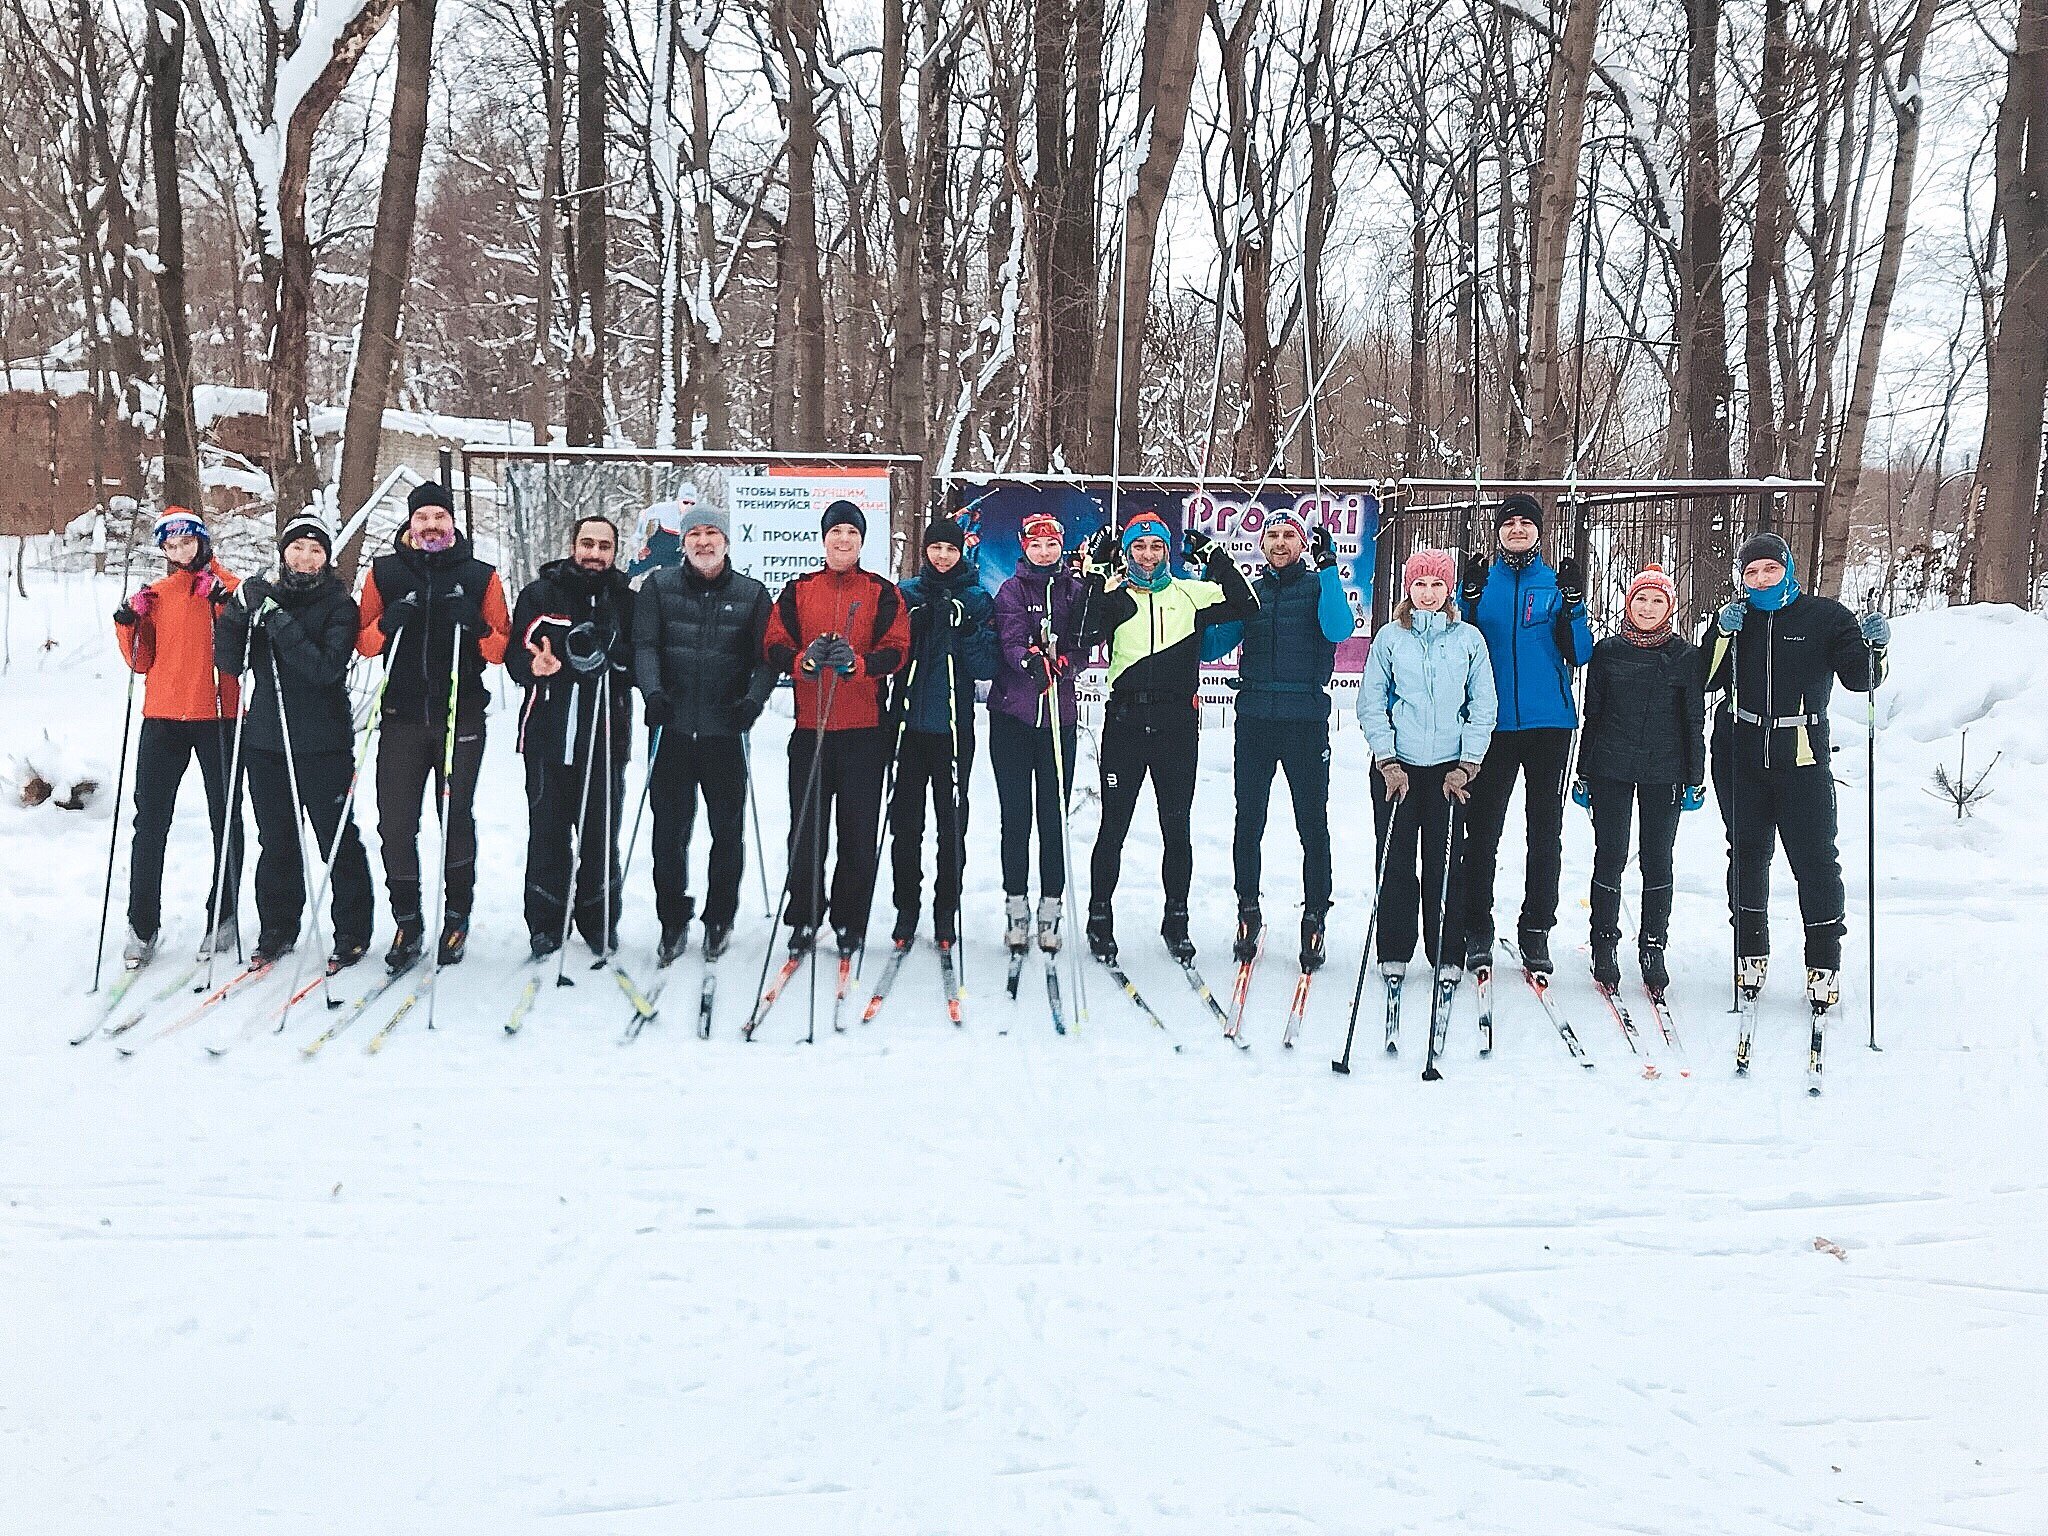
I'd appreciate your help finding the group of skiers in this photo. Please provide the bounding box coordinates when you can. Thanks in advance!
[108,482,1891,1052]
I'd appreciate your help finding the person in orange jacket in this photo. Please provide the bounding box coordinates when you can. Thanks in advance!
[112,508,246,967]
[354,482,511,971]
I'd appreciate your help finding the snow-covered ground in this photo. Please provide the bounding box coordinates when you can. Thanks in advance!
[3,568,2044,1534]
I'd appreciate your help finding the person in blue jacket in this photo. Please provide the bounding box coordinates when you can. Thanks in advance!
[1355,548,1497,983]
[886,515,998,946]
[1457,492,1593,974]
[1202,507,1354,972]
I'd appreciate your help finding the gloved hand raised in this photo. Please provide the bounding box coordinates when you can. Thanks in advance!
[115,586,156,625]
[1310,526,1338,571]
[1459,552,1490,607]
[1716,597,1747,636]
[1859,612,1892,649]
[1555,556,1585,607]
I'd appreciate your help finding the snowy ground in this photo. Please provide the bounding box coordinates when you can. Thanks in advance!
[3,568,2044,1534]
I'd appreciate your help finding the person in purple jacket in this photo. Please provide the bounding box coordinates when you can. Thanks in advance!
[989,511,1089,958]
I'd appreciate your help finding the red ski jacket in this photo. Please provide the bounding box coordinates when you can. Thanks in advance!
[116,561,243,721]
[763,565,909,731]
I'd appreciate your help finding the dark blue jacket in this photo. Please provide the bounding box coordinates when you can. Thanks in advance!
[1203,560,1352,721]
[1469,554,1594,731]
[895,562,997,739]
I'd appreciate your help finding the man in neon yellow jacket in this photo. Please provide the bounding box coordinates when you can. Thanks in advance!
[1076,509,1257,964]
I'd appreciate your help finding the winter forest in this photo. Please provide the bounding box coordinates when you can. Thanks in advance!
[2,0,2044,605]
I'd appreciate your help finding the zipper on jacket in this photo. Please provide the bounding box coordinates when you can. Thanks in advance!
[1763,610,1774,769]
[1510,564,1523,725]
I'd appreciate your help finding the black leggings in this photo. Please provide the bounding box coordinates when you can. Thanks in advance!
[1586,778,1680,948]
[1461,726,1572,941]
[1090,701,1199,907]
[1370,762,1467,969]
[989,709,1076,898]
[128,717,243,940]
[889,728,975,928]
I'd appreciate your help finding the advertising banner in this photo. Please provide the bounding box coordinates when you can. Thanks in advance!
[727,467,893,590]
[947,478,1380,708]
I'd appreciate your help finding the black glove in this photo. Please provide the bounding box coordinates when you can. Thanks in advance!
[1310,526,1337,571]
[443,582,488,635]
[377,592,422,639]
[642,692,674,728]
[1460,552,1490,607]
[1024,647,1056,694]
[113,601,139,626]
[732,696,764,731]
[820,635,858,676]
[1083,526,1121,574]
[563,619,608,675]
[239,576,275,620]
[1556,556,1585,607]
[799,635,836,675]
[1183,529,1218,569]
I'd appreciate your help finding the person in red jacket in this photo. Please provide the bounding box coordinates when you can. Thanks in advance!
[112,508,245,967]
[354,482,512,971]
[762,499,910,957]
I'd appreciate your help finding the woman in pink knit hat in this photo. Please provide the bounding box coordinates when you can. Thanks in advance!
[1571,563,1705,1000]
[1354,548,1497,1041]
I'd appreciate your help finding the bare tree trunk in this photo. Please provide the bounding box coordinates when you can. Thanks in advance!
[881,0,928,458]
[774,0,826,447]
[1405,140,1428,476]
[531,1,567,441]
[1681,0,1733,481]
[145,0,199,513]
[1088,0,1206,469]
[1818,0,1938,597]
[564,0,607,445]
[1216,0,1276,472]
[1745,0,1788,475]
[1031,0,1103,469]
[1972,0,2048,606]
[338,0,435,567]
[683,27,727,448]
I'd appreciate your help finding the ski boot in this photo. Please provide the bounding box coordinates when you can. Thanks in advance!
[197,913,239,961]
[1086,900,1117,963]
[1464,928,1494,974]
[934,908,959,945]
[702,921,732,961]
[1591,935,1622,991]
[251,930,297,968]
[1003,895,1031,952]
[1516,926,1554,975]
[1232,901,1262,965]
[437,912,470,966]
[834,926,862,959]
[328,935,370,974]
[1161,902,1196,963]
[386,918,425,974]
[1805,967,1840,1011]
[1300,905,1328,973]
[1737,956,1769,997]
[1638,940,1670,995]
[530,930,563,962]
[892,908,919,945]
[1036,895,1063,953]
[123,926,158,970]
[657,922,691,968]
[787,923,818,956]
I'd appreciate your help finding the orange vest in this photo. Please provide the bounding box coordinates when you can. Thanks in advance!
[116,561,242,721]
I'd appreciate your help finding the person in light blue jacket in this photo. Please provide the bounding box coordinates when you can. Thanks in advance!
[1355,548,1497,981]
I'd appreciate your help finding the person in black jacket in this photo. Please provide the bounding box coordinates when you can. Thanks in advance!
[886,516,997,947]
[1570,564,1705,997]
[631,503,775,964]
[214,515,376,970]
[507,517,636,959]
[1705,532,1891,1008]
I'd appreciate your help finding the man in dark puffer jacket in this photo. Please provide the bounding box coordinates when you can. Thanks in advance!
[215,514,376,971]
[631,502,775,964]
[507,517,636,959]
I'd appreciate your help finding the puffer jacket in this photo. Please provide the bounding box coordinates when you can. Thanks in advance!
[1201,558,1353,721]
[1468,553,1594,731]
[1579,634,1705,786]
[1355,610,1497,768]
[895,561,998,737]
[117,560,243,720]
[631,559,775,737]
[213,570,359,756]
[505,559,635,764]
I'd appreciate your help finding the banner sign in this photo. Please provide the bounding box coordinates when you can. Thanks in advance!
[727,467,893,590]
[946,479,1380,707]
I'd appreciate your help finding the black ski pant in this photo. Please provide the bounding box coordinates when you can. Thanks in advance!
[1586,778,1680,950]
[245,746,375,950]
[1090,700,1199,910]
[783,725,888,939]
[1370,762,1468,969]
[1232,714,1333,913]
[375,716,485,924]
[1461,726,1573,944]
[1711,730,1846,969]
[648,731,749,932]
[524,750,627,951]
[890,727,975,936]
[127,717,243,941]
[989,709,1076,899]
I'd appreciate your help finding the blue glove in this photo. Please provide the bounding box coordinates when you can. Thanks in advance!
[1570,777,1591,810]
[1716,598,1747,636]
[1859,612,1891,649]
[1681,784,1706,813]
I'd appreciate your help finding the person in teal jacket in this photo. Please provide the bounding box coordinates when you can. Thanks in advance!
[1356,548,1497,981]
[1202,507,1354,971]
[1457,492,1594,974]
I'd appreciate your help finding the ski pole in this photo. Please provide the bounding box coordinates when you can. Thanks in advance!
[555,676,604,988]
[619,723,662,891]
[859,652,916,980]
[1332,783,1406,1076]
[945,638,966,993]
[1421,797,1462,1083]
[1044,627,1089,1029]
[424,615,463,1030]
[91,656,140,994]
[201,617,257,990]
[743,733,772,918]
[268,635,337,1011]
[1867,640,1880,1052]
[591,666,618,967]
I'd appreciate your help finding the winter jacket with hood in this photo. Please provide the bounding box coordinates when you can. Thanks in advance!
[505,559,636,764]
[1081,554,1258,708]
[1356,610,1498,768]
[1468,553,1594,732]
[1579,633,1706,786]
[213,569,359,756]
[354,526,511,726]
[989,558,1087,729]
[631,559,775,738]
[894,561,998,738]
[117,559,243,721]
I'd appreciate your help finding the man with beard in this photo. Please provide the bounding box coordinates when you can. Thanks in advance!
[355,482,512,971]
[507,516,637,958]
